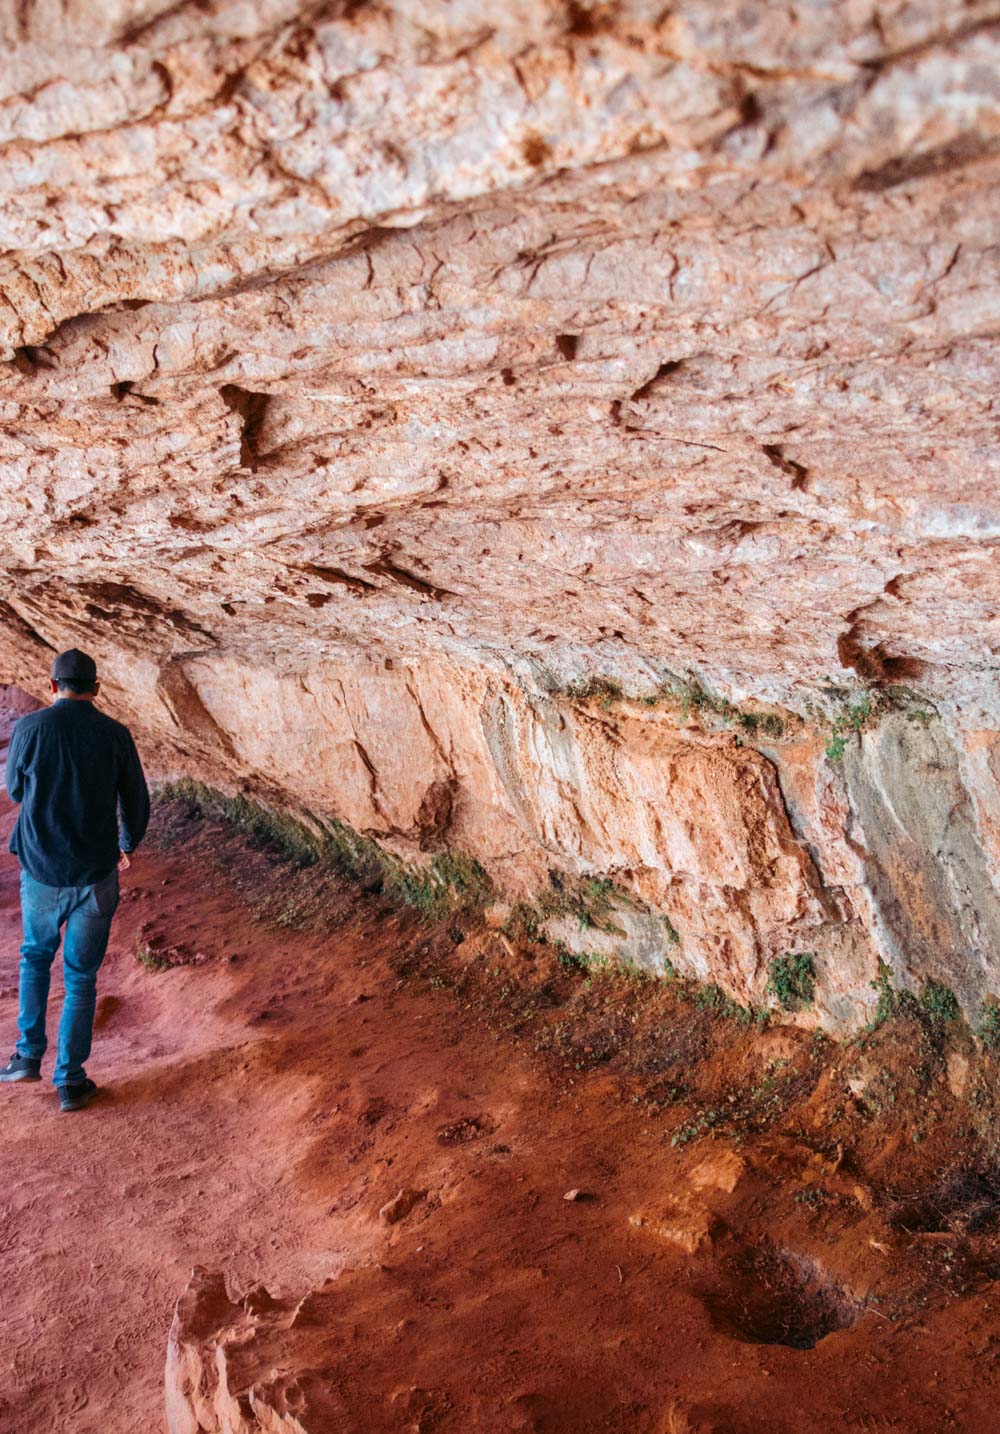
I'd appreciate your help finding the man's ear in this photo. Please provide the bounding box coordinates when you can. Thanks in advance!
[93,679,101,696]
[49,679,58,694]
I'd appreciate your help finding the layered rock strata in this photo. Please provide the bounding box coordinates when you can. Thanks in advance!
[1,1,999,1025]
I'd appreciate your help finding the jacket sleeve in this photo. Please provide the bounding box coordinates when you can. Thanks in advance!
[5,721,25,803]
[117,729,150,854]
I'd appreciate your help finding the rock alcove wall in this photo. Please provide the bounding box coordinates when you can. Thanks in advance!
[1,0,999,1028]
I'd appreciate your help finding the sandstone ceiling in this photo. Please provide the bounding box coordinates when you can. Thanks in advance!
[0,0,998,720]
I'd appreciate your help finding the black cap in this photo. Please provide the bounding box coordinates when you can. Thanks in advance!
[51,648,98,685]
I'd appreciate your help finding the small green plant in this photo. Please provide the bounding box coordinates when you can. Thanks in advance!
[580,876,616,907]
[556,946,589,973]
[739,710,786,739]
[693,983,760,1024]
[866,960,897,1030]
[428,851,492,903]
[671,1107,724,1148]
[695,983,729,1012]
[555,946,610,976]
[679,682,734,724]
[825,693,873,762]
[502,902,543,942]
[566,676,623,706]
[825,733,848,762]
[134,938,171,973]
[919,979,960,1025]
[766,952,816,1011]
[536,871,632,937]
[847,693,872,729]
[679,685,703,722]
[580,951,613,977]
[575,877,618,930]
[978,997,1000,1050]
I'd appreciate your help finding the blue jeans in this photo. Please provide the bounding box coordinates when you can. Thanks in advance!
[16,869,119,1086]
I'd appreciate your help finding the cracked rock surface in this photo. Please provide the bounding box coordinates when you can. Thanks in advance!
[1,0,999,1022]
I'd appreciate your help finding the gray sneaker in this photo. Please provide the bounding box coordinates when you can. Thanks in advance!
[0,1052,41,1082]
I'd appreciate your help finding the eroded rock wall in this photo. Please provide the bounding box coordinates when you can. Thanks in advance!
[1,1,999,1026]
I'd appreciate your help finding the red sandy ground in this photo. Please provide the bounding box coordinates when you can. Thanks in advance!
[1,752,1000,1430]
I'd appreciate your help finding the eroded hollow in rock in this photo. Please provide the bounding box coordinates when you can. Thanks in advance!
[699,1242,860,1350]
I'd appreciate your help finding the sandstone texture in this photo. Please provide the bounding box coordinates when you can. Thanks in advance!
[1,1,999,1025]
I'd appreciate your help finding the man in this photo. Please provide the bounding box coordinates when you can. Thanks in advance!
[0,649,149,1111]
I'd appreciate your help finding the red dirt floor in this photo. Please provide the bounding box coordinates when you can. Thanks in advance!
[2,766,1000,1429]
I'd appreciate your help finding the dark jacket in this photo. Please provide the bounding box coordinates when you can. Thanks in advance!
[5,699,150,887]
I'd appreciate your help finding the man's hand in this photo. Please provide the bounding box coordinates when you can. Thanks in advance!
[118,850,132,872]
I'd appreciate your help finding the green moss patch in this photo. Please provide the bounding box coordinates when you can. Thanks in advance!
[154,778,491,918]
[767,952,816,1011]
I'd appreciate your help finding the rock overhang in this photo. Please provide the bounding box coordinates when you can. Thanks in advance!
[1,0,999,1027]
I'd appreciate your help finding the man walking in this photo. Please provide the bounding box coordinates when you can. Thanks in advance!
[1,649,149,1111]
